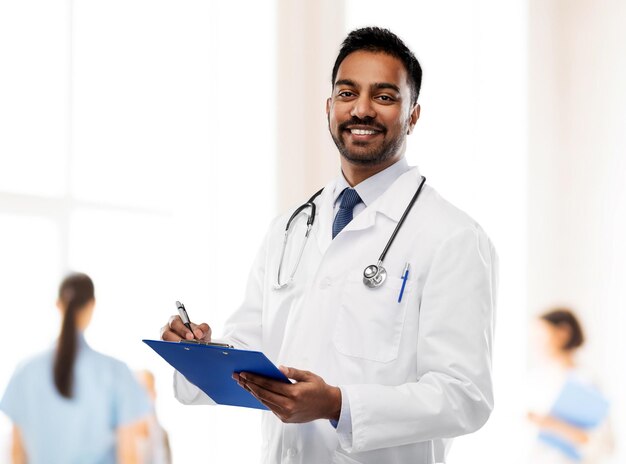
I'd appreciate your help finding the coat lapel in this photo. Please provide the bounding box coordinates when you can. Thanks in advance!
[342,167,422,233]
[312,167,423,253]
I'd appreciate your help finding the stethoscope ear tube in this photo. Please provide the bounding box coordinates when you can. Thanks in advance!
[275,188,324,289]
[274,230,291,289]
[285,204,310,231]
[284,188,324,231]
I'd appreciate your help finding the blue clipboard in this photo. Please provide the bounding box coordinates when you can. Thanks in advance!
[143,339,290,410]
[538,376,610,461]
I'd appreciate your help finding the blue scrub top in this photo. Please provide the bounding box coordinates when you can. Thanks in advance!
[0,334,151,464]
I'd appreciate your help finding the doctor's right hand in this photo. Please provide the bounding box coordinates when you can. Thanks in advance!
[160,315,212,342]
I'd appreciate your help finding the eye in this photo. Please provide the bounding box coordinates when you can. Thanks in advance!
[376,95,395,102]
[337,90,356,98]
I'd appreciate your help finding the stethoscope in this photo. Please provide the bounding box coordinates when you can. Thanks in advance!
[275,176,427,290]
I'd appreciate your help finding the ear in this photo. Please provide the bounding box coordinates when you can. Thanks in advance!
[326,97,331,115]
[407,104,420,134]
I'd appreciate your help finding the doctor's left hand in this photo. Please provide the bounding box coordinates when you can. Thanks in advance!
[233,367,341,424]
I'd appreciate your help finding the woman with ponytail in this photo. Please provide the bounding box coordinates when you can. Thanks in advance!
[1,273,150,463]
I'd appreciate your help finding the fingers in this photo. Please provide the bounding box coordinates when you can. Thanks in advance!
[240,379,288,410]
[237,372,292,396]
[160,315,212,342]
[247,390,286,419]
[233,369,333,424]
[161,316,183,341]
[279,366,313,382]
[191,322,211,341]
[233,373,290,418]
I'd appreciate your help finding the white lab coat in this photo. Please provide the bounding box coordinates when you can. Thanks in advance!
[174,167,498,464]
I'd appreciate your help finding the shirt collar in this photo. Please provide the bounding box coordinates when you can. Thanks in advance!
[333,157,411,207]
[78,331,90,349]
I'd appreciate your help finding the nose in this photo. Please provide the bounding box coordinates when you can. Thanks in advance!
[350,94,376,120]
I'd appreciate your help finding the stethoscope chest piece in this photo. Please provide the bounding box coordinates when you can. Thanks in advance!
[363,262,387,288]
[276,176,426,290]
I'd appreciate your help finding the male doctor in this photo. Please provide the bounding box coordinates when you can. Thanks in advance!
[161,27,498,463]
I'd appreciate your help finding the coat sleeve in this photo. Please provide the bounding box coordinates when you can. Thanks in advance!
[173,222,272,404]
[339,225,498,453]
[220,219,273,350]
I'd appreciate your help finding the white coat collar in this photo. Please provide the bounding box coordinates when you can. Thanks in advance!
[332,157,411,209]
[313,166,423,254]
[365,166,423,223]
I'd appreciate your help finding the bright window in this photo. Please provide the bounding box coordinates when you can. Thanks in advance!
[0,1,276,462]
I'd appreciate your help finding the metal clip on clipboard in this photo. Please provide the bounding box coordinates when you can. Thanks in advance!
[179,339,234,348]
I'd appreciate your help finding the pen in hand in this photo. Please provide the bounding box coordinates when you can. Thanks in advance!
[176,300,196,340]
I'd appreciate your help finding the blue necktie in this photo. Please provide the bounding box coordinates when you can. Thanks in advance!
[332,188,362,239]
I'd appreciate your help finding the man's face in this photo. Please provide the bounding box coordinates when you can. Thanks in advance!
[326,50,419,166]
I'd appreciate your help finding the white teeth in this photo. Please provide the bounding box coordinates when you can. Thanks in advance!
[351,129,377,135]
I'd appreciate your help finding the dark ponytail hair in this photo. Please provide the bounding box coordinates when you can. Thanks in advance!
[54,272,95,398]
[540,307,585,352]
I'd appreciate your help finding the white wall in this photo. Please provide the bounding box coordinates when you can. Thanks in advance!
[528,0,626,461]
[0,1,276,462]
[275,0,344,210]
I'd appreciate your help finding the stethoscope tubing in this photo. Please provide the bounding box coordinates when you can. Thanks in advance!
[276,176,426,290]
[276,188,324,289]
[284,188,324,231]
[376,176,426,263]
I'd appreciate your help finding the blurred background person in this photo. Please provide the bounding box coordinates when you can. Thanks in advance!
[0,273,150,464]
[527,308,614,463]
[135,370,172,464]
[1,1,624,462]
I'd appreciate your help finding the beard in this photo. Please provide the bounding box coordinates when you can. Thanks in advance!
[329,116,407,166]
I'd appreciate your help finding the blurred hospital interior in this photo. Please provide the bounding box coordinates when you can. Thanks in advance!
[0,0,624,462]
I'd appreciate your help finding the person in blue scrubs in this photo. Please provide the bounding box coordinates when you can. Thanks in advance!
[0,273,150,464]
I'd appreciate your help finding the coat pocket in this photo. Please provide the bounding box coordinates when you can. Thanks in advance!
[332,450,363,464]
[333,271,411,363]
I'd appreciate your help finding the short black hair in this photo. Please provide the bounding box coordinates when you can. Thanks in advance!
[331,27,422,106]
[541,308,585,351]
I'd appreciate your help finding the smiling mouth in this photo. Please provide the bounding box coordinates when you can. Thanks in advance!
[344,127,384,142]
[350,128,379,135]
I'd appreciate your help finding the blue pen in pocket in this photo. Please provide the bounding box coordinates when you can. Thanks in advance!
[398,263,410,303]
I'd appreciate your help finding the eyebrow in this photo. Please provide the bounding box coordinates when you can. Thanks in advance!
[334,79,401,94]
[373,82,401,93]
[335,79,358,88]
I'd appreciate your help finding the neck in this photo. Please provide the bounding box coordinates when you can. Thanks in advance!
[553,350,576,369]
[340,155,403,187]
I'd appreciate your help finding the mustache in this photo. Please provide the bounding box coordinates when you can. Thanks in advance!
[338,117,386,132]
